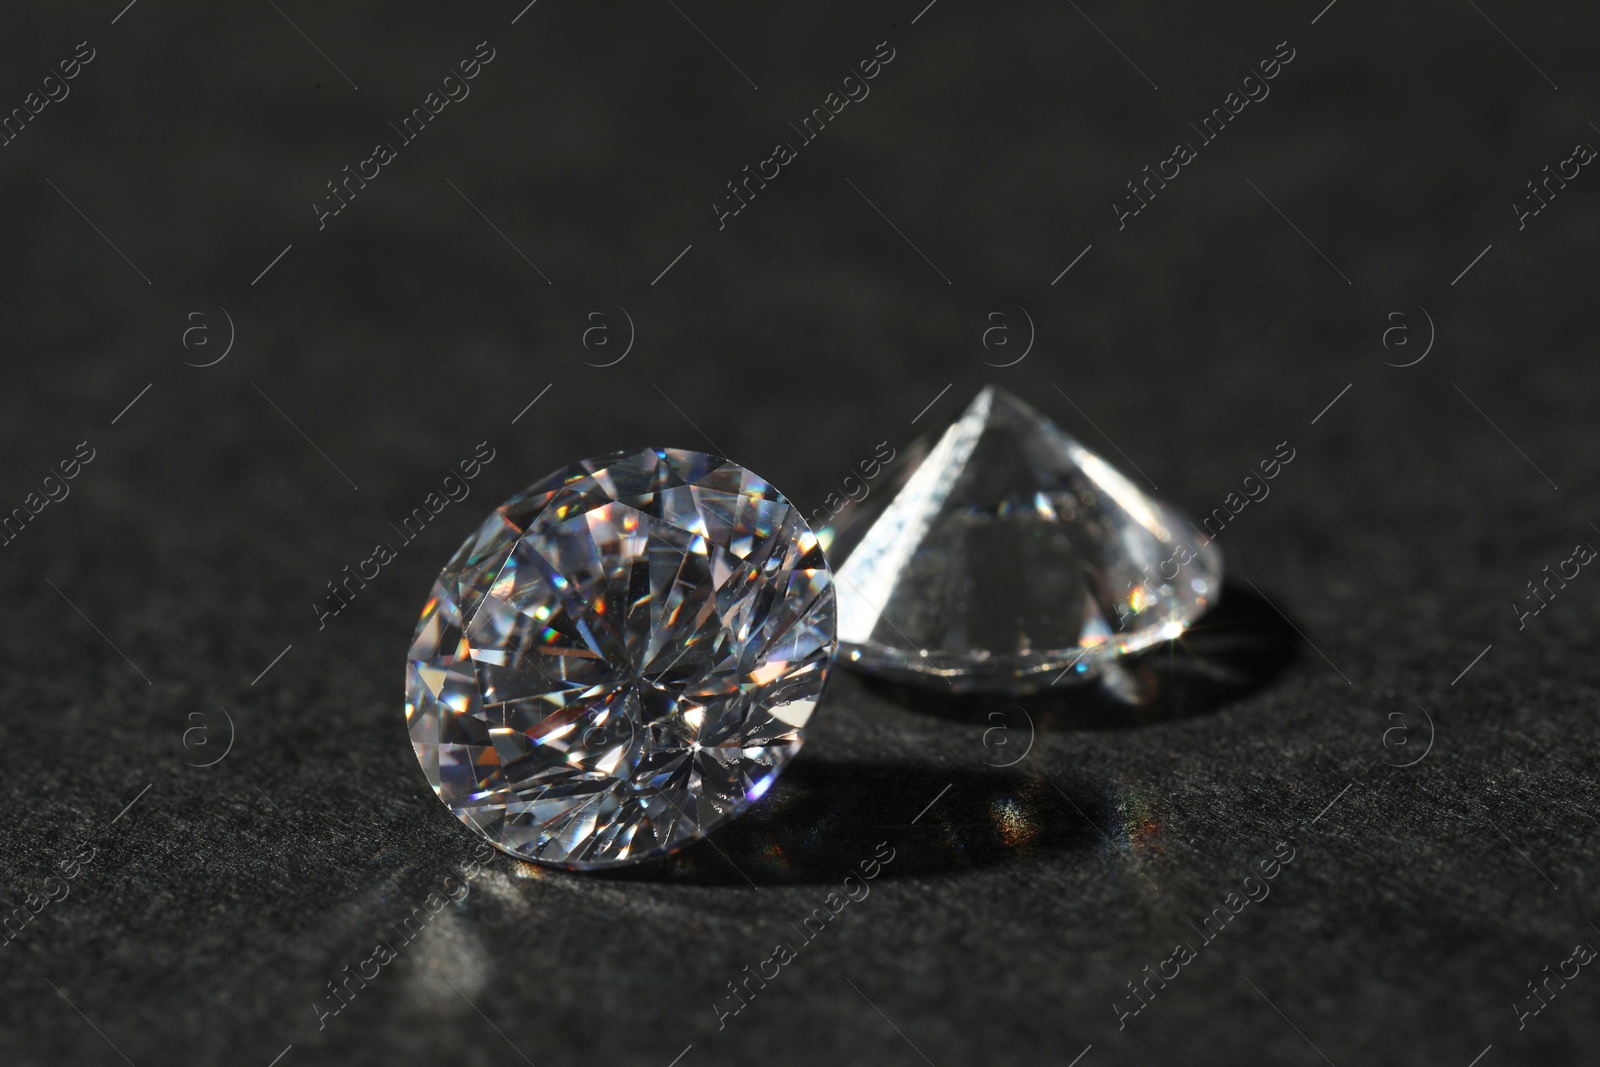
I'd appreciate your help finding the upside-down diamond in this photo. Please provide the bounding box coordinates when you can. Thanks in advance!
[830,386,1221,694]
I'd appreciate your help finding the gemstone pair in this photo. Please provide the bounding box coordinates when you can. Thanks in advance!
[403,386,1222,870]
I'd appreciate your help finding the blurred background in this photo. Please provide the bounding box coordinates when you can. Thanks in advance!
[1,1,1598,1064]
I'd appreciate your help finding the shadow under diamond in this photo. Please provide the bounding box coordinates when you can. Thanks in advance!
[597,761,1106,887]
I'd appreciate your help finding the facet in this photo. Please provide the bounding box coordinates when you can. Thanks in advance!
[830,386,1221,693]
[405,448,836,869]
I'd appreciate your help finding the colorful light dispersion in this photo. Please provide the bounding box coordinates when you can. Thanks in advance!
[1114,788,1164,859]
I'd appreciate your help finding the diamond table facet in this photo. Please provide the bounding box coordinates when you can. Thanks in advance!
[829,386,1221,694]
[405,448,836,869]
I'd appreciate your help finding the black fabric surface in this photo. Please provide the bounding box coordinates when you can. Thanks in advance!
[2,2,1598,1064]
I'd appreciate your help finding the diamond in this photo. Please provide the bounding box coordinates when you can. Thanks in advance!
[405,448,836,869]
[830,386,1220,694]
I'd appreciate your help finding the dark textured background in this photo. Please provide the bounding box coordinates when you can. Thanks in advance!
[2,1,1598,1064]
